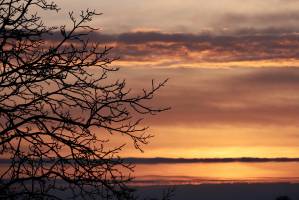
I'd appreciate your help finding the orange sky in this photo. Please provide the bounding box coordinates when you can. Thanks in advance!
[107,67,299,158]
[41,0,299,158]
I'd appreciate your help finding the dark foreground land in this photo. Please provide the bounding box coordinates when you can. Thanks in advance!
[136,183,299,200]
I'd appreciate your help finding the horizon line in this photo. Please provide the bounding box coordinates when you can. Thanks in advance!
[122,157,299,164]
[1,157,299,164]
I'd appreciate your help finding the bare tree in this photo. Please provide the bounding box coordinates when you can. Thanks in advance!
[0,0,168,199]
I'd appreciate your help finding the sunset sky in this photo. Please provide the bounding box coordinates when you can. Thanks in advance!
[48,0,299,158]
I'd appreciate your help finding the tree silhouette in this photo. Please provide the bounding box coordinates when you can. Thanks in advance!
[0,0,168,199]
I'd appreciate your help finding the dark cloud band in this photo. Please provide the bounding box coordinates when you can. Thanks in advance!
[46,30,299,63]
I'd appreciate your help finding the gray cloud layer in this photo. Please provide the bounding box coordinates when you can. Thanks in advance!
[49,0,299,34]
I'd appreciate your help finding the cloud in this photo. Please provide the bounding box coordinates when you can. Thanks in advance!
[44,30,299,67]
[118,67,299,126]
[222,11,299,25]
[113,32,299,63]
[43,0,299,35]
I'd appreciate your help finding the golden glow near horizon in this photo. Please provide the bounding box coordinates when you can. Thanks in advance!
[115,125,299,158]
[110,65,299,158]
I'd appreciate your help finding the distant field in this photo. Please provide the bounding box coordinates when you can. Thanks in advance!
[136,183,299,200]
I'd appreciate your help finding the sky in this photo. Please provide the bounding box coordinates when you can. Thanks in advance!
[46,0,299,158]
